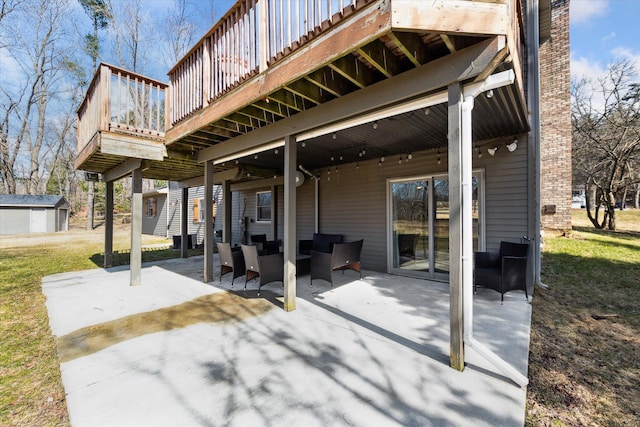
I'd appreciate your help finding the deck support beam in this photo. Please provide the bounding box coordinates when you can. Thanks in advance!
[181,187,189,258]
[447,83,465,371]
[130,168,143,286]
[223,180,232,243]
[271,184,278,241]
[204,160,214,282]
[283,135,297,312]
[104,181,114,268]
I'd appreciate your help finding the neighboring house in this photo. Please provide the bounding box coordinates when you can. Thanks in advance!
[75,0,570,375]
[142,182,224,246]
[0,195,69,235]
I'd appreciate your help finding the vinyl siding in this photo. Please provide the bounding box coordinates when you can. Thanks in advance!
[142,194,167,237]
[165,183,223,245]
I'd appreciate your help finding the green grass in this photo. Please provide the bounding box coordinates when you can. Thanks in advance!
[0,227,201,426]
[526,210,640,426]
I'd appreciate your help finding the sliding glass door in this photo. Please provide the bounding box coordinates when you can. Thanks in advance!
[388,172,483,280]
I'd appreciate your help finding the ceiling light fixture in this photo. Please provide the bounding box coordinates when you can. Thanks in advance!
[486,89,494,99]
[372,121,378,130]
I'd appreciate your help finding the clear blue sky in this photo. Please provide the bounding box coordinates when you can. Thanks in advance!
[571,0,640,81]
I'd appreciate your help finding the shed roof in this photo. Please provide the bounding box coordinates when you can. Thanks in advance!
[0,194,68,208]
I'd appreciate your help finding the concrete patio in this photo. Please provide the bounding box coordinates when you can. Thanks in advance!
[43,255,532,426]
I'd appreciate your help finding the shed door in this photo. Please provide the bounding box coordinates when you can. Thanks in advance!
[58,208,68,231]
[30,208,47,233]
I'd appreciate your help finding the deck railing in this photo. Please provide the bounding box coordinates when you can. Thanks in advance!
[167,0,364,126]
[77,64,168,154]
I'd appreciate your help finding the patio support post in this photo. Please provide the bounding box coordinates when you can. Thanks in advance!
[448,83,465,371]
[204,160,214,282]
[271,184,278,240]
[104,180,113,268]
[283,134,297,311]
[181,187,188,258]
[130,168,142,286]
[461,95,475,340]
[223,180,232,243]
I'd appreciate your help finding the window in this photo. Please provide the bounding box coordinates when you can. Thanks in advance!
[256,191,271,222]
[193,197,205,223]
[193,197,216,223]
[147,197,157,218]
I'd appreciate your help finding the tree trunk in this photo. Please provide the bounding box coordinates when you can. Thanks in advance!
[606,191,616,230]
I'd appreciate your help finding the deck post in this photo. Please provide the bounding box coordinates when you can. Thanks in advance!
[258,0,269,71]
[181,187,188,258]
[271,184,278,241]
[130,168,143,286]
[104,180,114,268]
[448,83,464,371]
[223,180,232,243]
[204,160,214,282]
[283,134,297,312]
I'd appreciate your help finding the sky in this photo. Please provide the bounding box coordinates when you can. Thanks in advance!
[570,0,640,81]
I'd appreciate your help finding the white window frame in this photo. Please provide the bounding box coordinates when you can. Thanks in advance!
[256,191,271,223]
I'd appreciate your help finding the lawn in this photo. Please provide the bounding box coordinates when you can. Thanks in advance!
[526,209,640,425]
[0,223,201,426]
[1,211,638,425]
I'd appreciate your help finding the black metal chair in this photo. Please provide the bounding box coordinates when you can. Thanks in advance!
[310,239,363,287]
[241,244,284,295]
[474,241,529,303]
[216,242,245,287]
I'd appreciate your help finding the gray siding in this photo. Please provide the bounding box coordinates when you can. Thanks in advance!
[315,137,529,271]
[142,194,168,237]
[166,183,223,245]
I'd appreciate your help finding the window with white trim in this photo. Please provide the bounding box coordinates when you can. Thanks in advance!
[147,197,157,218]
[256,191,271,222]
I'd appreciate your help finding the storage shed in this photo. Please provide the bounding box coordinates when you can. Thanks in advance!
[0,195,69,235]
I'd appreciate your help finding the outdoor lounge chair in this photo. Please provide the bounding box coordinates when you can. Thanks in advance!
[310,239,363,287]
[474,241,529,303]
[241,244,284,295]
[216,242,245,287]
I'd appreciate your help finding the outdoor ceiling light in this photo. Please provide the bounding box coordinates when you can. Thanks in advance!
[507,138,518,152]
[372,121,378,130]
[486,89,494,98]
[487,147,498,156]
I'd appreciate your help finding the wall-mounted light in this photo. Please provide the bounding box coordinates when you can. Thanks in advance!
[332,132,337,139]
[487,147,498,156]
[372,121,378,130]
[424,107,430,116]
[407,153,413,160]
[301,142,306,148]
[506,138,518,152]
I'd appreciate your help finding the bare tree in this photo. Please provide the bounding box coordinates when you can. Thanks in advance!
[162,0,198,67]
[109,0,155,74]
[572,60,640,230]
[0,0,73,194]
[79,0,110,229]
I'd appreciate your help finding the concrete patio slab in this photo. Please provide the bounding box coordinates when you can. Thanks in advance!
[42,255,532,427]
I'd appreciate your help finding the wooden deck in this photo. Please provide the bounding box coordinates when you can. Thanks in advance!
[76,0,527,183]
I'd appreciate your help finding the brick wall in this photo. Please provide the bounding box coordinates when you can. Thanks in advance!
[539,0,572,231]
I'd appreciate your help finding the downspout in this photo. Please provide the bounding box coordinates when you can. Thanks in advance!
[527,0,549,289]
